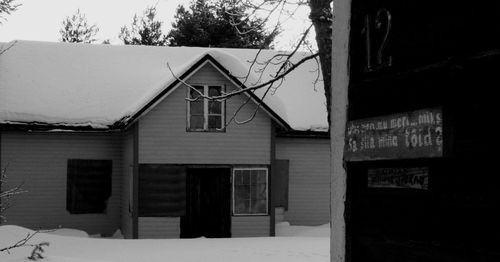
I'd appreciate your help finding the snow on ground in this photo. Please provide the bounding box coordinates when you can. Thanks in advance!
[45,228,89,238]
[0,224,329,262]
[276,222,330,237]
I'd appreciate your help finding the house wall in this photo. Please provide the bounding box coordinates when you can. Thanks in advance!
[121,130,134,239]
[1,132,122,236]
[231,216,270,237]
[138,62,271,165]
[275,137,330,226]
[138,217,180,239]
[137,62,272,238]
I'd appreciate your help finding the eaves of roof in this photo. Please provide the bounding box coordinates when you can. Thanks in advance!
[1,54,292,133]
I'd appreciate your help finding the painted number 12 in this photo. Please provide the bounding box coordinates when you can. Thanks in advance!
[361,8,393,72]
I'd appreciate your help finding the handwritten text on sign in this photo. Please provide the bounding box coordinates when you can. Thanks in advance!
[345,108,443,161]
[368,167,429,190]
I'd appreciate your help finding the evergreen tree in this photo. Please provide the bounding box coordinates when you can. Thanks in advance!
[167,0,278,49]
[59,9,99,43]
[119,6,168,46]
[0,0,19,24]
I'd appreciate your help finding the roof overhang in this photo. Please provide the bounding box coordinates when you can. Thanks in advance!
[1,54,292,132]
[117,54,292,131]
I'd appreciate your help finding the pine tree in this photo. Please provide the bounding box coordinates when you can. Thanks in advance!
[167,0,278,49]
[119,6,168,46]
[0,0,20,24]
[59,9,99,43]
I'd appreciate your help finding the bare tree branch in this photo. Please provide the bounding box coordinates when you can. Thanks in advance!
[0,230,38,253]
[226,73,282,126]
[1,165,49,258]
[1,165,27,223]
[166,0,330,128]
[167,52,319,101]
[0,40,17,56]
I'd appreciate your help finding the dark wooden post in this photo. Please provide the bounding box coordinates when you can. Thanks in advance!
[132,123,139,239]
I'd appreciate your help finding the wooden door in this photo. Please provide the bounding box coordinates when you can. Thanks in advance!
[181,168,231,238]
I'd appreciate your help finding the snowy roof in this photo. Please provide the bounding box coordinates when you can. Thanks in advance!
[0,40,328,132]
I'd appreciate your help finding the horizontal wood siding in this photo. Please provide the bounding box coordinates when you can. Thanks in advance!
[275,138,330,225]
[121,130,134,239]
[138,217,180,238]
[139,62,271,165]
[1,132,122,236]
[275,207,285,223]
[232,216,270,237]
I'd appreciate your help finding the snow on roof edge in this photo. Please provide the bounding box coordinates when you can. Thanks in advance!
[117,51,214,127]
[119,50,293,130]
[1,40,328,132]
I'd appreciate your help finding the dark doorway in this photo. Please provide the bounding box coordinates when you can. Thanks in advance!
[180,168,231,238]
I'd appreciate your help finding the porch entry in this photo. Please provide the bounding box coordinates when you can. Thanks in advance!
[180,168,231,238]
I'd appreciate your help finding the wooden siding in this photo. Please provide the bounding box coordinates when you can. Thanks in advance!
[231,216,270,237]
[138,217,180,239]
[138,215,271,238]
[139,62,271,165]
[275,138,330,225]
[121,130,134,239]
[1,132,122,236]
[275,207,285,223]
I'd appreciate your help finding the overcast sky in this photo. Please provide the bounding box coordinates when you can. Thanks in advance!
[0,0,314,50]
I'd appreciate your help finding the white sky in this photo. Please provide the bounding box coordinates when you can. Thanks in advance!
[0,0,314,50]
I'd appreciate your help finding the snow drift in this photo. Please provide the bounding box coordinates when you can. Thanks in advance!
[0,225,328,262]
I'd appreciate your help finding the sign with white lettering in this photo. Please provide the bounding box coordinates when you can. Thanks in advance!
[345,108,443,161]
[367,167,429,190]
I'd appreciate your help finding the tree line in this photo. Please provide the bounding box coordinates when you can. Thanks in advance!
[60,0,277,49]
[3,0,332,119]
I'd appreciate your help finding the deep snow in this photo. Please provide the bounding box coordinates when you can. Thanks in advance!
[0,223,329,262]
[0,40,328,132]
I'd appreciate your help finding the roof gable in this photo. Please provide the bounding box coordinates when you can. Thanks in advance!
[126,54,291,130]
[0,40,327,132]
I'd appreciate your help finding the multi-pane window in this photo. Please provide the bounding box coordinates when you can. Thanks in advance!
[233,168,268,215]
[188,85,224,131]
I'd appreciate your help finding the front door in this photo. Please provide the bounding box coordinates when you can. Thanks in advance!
[180,168,231,238]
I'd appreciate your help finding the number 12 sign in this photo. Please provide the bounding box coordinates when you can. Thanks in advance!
[361,8,393,72]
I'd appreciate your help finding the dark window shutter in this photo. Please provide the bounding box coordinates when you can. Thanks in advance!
[67,159,112,214]
[139,165,186,217]
[272,159,289,210]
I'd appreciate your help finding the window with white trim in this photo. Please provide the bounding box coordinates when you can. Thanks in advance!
[232,168,268,215]
[187,85,224,131]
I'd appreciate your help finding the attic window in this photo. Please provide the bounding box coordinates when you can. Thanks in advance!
[187,85,225,131]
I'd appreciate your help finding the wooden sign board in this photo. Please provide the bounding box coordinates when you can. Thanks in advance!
[345,108,442,161]
[367,167,429,190]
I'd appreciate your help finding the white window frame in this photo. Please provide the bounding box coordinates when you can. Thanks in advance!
[232,167,269,216]
[187,84,225,131]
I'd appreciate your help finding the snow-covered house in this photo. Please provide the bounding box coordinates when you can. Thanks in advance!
[0,40,330,239]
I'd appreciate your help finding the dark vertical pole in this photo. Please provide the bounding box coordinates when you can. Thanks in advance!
[269,122,276,236]
[132,123,139,239]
